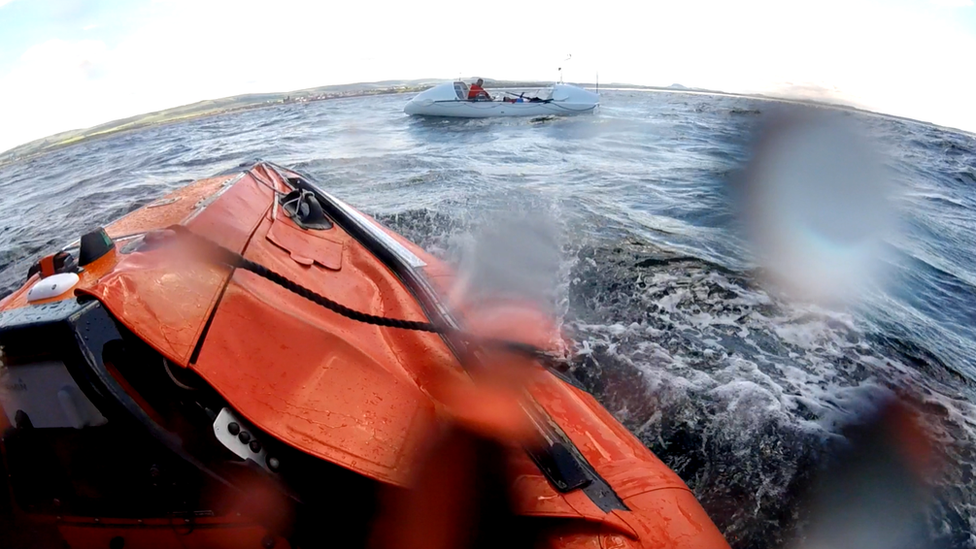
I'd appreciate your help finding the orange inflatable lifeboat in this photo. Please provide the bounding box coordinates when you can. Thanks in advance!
[0,162,729,548]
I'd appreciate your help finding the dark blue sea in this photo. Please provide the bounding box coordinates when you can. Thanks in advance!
[1,90,974,548]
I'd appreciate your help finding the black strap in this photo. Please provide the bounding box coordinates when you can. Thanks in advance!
[168,225,556,361]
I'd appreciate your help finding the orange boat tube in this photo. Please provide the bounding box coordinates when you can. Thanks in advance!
[0,162,729,548]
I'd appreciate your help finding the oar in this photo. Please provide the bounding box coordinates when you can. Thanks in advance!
[499,90,531,101]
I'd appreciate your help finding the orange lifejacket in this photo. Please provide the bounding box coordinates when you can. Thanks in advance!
[468,84,487,99]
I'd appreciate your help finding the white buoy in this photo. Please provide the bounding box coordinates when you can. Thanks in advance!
[27,272,80,302]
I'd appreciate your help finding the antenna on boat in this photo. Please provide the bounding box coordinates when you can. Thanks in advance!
[558,54,571,84]
[596,71,599,94]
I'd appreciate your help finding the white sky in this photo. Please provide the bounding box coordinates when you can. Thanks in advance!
[0,0,974,153]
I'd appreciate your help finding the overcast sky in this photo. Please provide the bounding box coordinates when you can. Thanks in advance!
[1,0,974,152]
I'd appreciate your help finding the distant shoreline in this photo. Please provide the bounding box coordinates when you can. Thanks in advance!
[0,85,432,166]
[2,79,971,165]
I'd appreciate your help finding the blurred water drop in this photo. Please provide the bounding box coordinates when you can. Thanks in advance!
[790,396,939,549]
[741,111,894,304]
[448,212,562,313]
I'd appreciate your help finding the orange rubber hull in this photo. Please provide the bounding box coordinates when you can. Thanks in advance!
[0,163,728,549]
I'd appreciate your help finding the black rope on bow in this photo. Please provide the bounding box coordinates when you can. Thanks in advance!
[167,225,558,362]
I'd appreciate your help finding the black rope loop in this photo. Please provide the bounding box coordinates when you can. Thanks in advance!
[166,225,561,363]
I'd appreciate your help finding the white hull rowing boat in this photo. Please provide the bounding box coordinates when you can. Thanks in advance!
[404,82,599,118]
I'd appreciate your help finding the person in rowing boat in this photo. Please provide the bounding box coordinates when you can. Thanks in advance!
[468,78,492,101]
